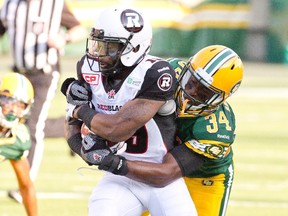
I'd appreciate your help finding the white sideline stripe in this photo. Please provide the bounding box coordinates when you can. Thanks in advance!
[0,191,85,200]
[236,88,288,98]
[1,190,287,208]
[230,200,288,208]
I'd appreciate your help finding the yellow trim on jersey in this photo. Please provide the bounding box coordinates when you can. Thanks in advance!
[199,139,230,147]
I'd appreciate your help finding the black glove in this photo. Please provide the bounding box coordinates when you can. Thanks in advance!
[61,77,75,96]
[98,154,128,176]
[80,133,111,166]
[61,78,92,106]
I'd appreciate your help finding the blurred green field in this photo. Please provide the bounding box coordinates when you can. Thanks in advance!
[0,55,288,216]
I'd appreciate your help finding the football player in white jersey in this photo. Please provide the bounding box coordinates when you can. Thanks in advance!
[62,6,197,216]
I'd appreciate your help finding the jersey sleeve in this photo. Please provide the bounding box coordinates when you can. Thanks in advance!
[168,58,187,79]
[136,60,176,101]
[170,144,205,176]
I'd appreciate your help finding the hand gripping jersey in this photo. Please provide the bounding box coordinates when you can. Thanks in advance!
[77,54,177,163]
[0,124,31,162]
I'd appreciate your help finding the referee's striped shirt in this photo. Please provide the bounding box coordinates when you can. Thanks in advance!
[0,0,73,73]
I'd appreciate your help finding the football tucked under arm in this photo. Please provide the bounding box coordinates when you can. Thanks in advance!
[80,133,112,166]
[80,124,127,166]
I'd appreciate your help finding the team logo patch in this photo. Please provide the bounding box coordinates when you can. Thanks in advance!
[157,73,172,91]
[121,9,144,33]
[93,150,109,163]
[82,73,100,85]
[127,77,142,87]
[207,145,224,157]
[107,89,116,100]
[202,179,214,186]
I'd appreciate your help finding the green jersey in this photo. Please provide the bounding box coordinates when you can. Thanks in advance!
[176,102,236,178]
[0,124,31,161]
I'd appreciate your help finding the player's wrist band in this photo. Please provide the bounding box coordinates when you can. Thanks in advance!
[77,104,97,129]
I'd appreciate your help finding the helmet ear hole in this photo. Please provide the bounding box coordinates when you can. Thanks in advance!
[133,45,140,53]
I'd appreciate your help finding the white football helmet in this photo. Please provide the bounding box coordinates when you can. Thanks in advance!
[86,6,152,76]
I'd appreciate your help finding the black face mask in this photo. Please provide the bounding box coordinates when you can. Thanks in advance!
[85,28,131,77]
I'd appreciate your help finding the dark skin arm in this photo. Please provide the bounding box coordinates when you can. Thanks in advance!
[73,98,165,142]
[64,120,81,140]
[125,152,182,187]
[10,159,38,216]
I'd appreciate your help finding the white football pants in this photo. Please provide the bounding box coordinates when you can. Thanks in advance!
[88,172,197,216]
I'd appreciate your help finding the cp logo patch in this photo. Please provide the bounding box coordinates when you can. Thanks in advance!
[82,73,100,85]
[157,73,172,91]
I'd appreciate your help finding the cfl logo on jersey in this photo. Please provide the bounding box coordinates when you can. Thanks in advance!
[107,89,116,100]
[157,73,172,91]
[82,73,100,85]
[207,145,224,158]
[121,9,144,33]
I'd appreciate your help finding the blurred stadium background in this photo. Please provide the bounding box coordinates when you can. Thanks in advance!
[0,0,288,215]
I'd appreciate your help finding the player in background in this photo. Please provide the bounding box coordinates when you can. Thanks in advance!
[99,45,244,216]
[0,0,87,202]
[62,6,197,216]
[0,73,37,216]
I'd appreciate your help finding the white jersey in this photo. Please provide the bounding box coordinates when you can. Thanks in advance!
[78,54,176,163]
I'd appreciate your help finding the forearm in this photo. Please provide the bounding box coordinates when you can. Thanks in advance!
[73,105,136,142]
[90,112,138,142]
[126,161,179,187]
[125,153,182,187]
[74,99,163,142]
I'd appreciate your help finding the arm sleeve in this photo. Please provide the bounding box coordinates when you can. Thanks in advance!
[169,144,205,176]
[136,60,176,101]
[61,2,81,29]
[67,133,82,156]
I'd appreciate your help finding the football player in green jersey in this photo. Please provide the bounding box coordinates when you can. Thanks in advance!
[99,45,244,216]
[0,73,37,216]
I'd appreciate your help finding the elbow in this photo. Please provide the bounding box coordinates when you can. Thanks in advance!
[155,172,178,187]
[146,169,179,188]
[152,162,182,187]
